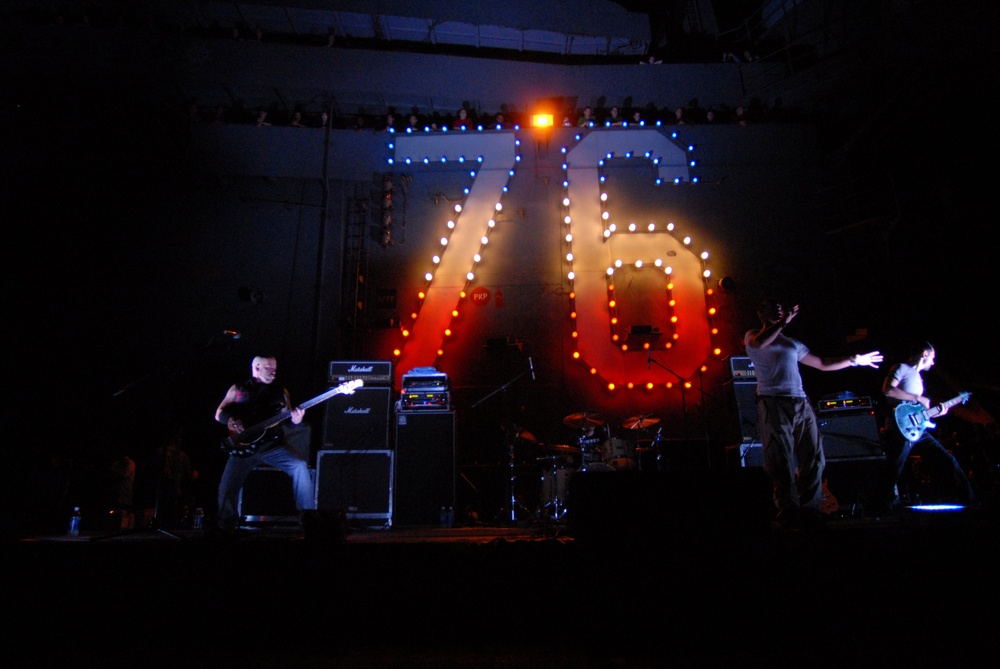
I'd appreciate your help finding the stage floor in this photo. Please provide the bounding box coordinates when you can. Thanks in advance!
[10,501,999,669]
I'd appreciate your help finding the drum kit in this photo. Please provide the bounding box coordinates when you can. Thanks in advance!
[514,411,664,523]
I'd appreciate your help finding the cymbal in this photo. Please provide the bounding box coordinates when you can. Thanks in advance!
[541,443,581,455]
[622,414,660,430]
[563,412,605,429]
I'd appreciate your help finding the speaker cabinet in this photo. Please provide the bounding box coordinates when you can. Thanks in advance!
[394,411,456,527]
[823,458,886,511]
[315,450,392,527]
[818,412,883,460]
[731,382,760,443]
[238,466,306,522]
[324,386,392,451]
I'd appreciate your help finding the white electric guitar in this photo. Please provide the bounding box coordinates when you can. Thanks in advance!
[221,379,363,457]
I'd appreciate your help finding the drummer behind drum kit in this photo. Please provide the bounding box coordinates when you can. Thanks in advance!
[523,411,663,522]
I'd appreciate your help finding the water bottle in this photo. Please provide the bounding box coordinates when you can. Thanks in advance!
[192,508,204,531]
[439,506,448,528]
[67,506,81,536]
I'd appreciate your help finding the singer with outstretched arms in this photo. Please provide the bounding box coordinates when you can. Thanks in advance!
[744,298,882,530]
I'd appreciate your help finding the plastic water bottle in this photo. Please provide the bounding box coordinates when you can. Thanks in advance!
[67,506,81,536]
[192,508,204,531]
[440,506,455,528]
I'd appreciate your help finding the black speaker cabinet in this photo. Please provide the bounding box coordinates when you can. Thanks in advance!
[238,466,306,522]
[315,450,393,527]
[324,386,392,451]
[731,382,760,443]
[823,458,886,511]
[394,411,456,527]
[818,412,884,460]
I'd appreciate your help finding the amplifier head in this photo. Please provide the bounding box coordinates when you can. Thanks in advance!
[729,356,756,380]
[329,360,393,386]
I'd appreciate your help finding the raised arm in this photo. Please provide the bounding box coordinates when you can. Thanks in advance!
[801,350,884,372]
[746,304,799,349]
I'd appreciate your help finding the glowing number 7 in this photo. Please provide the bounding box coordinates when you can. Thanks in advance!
[390,132,518,385]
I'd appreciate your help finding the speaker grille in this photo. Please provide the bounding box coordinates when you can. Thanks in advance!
[819,412,883,460]
[394,411,456,527]
[315,450,392,523]
[323,386,392,450]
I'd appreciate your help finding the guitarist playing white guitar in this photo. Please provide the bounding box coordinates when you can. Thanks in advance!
[876,342,975,513]
[212,354,359,534]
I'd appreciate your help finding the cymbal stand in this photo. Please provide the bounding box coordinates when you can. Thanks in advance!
[538,456,568,522]
[650,426,665,470]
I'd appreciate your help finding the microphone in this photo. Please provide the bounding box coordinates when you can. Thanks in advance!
[222,330,242,340]
[528,357,536,381]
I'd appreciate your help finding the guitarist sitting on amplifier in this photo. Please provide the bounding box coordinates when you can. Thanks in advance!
[213,354,342,534]
[875,341,975,513]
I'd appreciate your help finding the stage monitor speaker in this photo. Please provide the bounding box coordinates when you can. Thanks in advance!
[323,386,392,451]
[394,411,455,527]
[238,465,308,522]
[731,382,760,443]
[315,450,392,527]
[819,412,884,460]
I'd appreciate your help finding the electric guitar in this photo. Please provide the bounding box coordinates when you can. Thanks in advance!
[221,379,363,457]
[894,391,971,442]
[820,479,838,515]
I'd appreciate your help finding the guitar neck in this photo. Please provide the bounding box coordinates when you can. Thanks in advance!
[929,393,970,418]
[298,386,346,411]
[236,381,361,438]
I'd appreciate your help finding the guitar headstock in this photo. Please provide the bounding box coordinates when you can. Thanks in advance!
[341,378,363,393]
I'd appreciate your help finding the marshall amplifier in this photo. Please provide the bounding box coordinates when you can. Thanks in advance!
[324,386,393,451]
[315,449,392,528]
[328,360,393,387]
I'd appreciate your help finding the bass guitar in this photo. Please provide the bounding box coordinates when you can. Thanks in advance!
[221,379,363,457]
[894,391,971,442]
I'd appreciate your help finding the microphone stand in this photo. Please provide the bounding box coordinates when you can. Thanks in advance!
[646,348,690,439]
[470,370,532,525]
